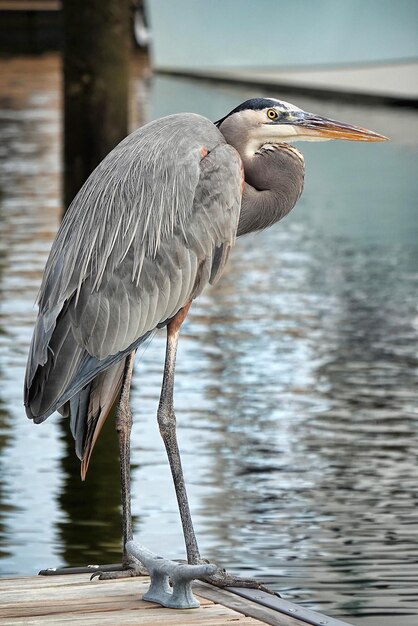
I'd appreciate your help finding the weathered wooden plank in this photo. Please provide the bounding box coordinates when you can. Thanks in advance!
[0,574,104,589]
[1,578,159,602]
[1,593,211,619]
[229,587,352,626]
[2,596,134,619]
[0,1,59,9]
[194,582,303,626]
[2,603,264,625]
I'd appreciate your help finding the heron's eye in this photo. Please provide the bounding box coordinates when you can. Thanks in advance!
[266,109,278,120]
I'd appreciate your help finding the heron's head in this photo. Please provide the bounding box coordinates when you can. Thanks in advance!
[215,97,387,156]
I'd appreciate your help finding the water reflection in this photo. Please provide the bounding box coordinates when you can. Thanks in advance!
[57,409,124,566]
[0,54,418,625]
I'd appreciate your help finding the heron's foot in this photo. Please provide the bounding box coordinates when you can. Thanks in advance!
[90,556,148,580]
[200,562,278,596]
[126,540,216,609]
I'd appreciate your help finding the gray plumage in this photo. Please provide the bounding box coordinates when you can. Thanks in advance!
[25,98,383,477]
[25,113,243,465]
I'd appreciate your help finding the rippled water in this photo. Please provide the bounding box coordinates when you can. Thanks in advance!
[1,55,418,625]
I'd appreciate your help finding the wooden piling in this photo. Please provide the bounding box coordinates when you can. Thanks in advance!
[62,0,130,208]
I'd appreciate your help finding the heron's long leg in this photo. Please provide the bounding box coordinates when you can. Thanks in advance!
[116,351,136,562]
[157,302,201,565]
[99,313,273,594]
[93,351,149,580]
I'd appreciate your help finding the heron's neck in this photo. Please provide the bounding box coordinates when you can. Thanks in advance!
[237,143,305,237]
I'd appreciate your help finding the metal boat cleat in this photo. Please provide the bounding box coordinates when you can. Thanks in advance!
[125,541,216,609]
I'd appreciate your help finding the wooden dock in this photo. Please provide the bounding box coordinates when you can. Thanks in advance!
[0,571,353,626]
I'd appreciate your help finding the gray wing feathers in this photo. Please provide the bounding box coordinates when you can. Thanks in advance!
[25,114,242,439]
[37,114,211,312]
[27,309,85,422]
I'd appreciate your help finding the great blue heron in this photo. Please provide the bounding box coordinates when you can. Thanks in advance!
[24,97,386,585]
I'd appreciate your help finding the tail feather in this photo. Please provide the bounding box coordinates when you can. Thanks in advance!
[79,359,126,480]
[69,386,91,458]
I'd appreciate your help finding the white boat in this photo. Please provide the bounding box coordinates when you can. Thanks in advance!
[144,0,418,104]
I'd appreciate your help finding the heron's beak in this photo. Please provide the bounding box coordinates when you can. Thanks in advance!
[288,111,388,142]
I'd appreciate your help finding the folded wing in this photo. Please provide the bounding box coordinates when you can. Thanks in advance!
[24,113,243,471]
